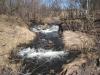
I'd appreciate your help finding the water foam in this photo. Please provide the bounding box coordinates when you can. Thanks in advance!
[18,47,68,60]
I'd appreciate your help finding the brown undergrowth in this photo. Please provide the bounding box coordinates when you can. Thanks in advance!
[0,14,37,74]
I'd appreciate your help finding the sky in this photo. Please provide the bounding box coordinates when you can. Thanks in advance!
[5,0,80,9]
[42,0,69,9]
[42,0,80,9]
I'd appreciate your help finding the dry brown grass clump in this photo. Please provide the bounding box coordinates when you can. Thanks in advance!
[60,58,100,75]
[43,17,62,25]
[0,14,37,73]
[60,58,87,75]
[62,31,96,51]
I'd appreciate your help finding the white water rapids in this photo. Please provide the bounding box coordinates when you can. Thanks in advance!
[32,25,59,38]
[18,47,68,60]
[18,25,68,59]
[18,25,68,60]
[17,25,71,75]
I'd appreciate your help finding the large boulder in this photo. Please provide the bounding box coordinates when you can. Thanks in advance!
[62,31,96,51]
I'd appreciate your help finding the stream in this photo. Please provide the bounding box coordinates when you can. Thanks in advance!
[17,25,78,75]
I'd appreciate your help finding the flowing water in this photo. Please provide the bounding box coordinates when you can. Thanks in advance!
[17,25,70,75]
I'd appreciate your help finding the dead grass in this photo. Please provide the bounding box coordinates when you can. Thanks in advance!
[62,31,96,51]
[0,14,36,73]
[60,57,100,75]
[42,17,61,25]
[61,58,87,72]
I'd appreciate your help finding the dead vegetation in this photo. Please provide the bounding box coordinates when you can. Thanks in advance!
[42,17,62,25]
[62,31,96,51]
[60,57,100,75]
[0,14,37,73]
[0,0,99,75]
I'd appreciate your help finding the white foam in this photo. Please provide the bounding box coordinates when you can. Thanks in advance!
[32,25,59,34]
[40,25,59,33]
[18,47,68,60]
[18,25,68,60]
[32,25,59,38]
